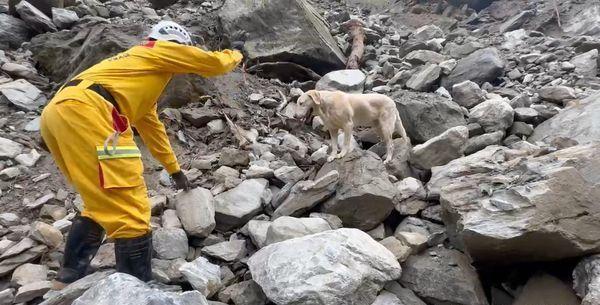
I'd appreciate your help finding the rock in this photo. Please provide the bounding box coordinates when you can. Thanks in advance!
[179,256,221,297]
[11,263,47,287]
[0,14,31,49]
[406,64,441,92]
[0,239,16,255]
[384,281,427,305]
[412,25,444,41]
[266,216,331,245]
[90,243,115,269]
[573,255,600,305]
[15,1,57,33]
[0,289,15,305]
[433,143,600,262]
[181,108,220,127]
[14,280,53,303]
[512,274,579,305]
[273,170,339,217]
[152,258,186,284]
[248,93,264,103]
[404,50,447,65]
[441,47,505,89]
[218,0,345,77]
[0,137,22,161]
[530,93,600,144]
[0,79,47,111]
[468,99,514,133]
[464,131,505,155]
[316,69,366,93]
[152,228,188,260]
[248,228,401,305]
[379,237,411,262]
[214,179,269,231]
[71,273,208,305]
[29,221,63,248]
[410,126,469,170]
[394,231,428,254]
[393,90,466,143]
[366,223,386,240]
[0,244,47,277]
[39,270,115,305]
[244,165,274,179]
[309,212,343,229]
[175,187,215,238]
[0,237,36,259]
[371,291,409,305]
[162,210,182,229]
[218,280,267,305]
[281,133,308,159]
[51,7,78,29]
[219,148,249,167]
[24,117,41,132]
[0,212,20,226]
[316,150,395,231]
[538,86,577,104]
[273,166,304,184]
[510,122,533,137]
[15,149,41,167]
[499,10,535,33]
[201,240,247,262]
[245,220,271,249]
[502,29,527,49]
[150,195,167,216]
[570,49,598,77]
[514,107,540,124]
[452,80,485,109]
[400,248,487,305]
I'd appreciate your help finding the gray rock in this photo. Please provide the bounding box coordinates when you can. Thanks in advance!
[439,59,457,75]
[1,166,21,180]
[499,10,535,33]
[379,237,411,262]
[40,270,115,305]
[316,69,366,93]
[15,149,41,167]
[371,291,410,305]
[245,220,271,249]
[452,81,485,109]
[538,86,577,104]
[0,137,22,160]
[248,228,401,305]
[316,150,395,230]
[422,205,443,223]
[510,122,533,137]
[218,0,345,77]
[181,108,220,127]
[0,212,20,226]
[179,256,222,297]
[0,14,31,49]
[530,93,600,144]
[464,131,505,155]
[51,7,79,29]
[201,240,247,262]
[469,99,514,133]
[432,143,600,262]
[406,64,441,92]
[0,244,47,277]
[266,216,331,245]
[513,274,579,305]
[369,138,413,180]
[405,50,447,65]
[441,47,505,89]
[514,107,540,124]
[384,281,427,305]
[309,213,343,229]
[1,62,48,87]
[152,228,188,260]
[273,166,304,184]
[24,116,41,132]
[90,243,115,269]
[0,288,15,305]
[15,1,57,33]
[162,210,182,229]
[11,263,47,287]
[0,237,36,260]
[218,280,267,305]
[400,248,488,305]
[152,258,186,284]
[219,148,249,167]
[273,170,339,218]
[0,79,47,111]
[412,25,444,41]
[410,126,469,170]
[72,273,208,305]
[281,133,308,159]
[175,187,215,238]
[0,239,16,256]
[14,280,52,303]
[393,90,467,143]
[570,49,598,77]
[573,255,600,305]
[214,179,268,231]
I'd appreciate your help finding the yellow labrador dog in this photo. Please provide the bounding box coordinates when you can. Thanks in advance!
[297,90,410,163]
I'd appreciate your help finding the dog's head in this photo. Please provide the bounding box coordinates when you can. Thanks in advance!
[295,90,323,121]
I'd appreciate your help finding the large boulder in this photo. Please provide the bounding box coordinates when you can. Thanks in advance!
[392,90,467,143]
[175,187,215,238]
[441,47,505,89]
[530,93,600,144]
[399,248,488,305]
[429,143,600,263]
[72,273,208,305]
[0,14,32,49]
[214,179,269,232]
[316,150,396,230]
[218,0,345,77]
[570,49,598,77]
[265,216,331,245]
[316,69,366,93]
[573,255,600,305]
[248,228,402,305]
[15,1,57,33]
[410,126,469,170]
[452,80,485,109]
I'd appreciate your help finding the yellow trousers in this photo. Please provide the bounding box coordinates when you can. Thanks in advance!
[40,89,150,239]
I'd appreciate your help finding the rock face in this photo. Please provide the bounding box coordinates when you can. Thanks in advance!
[400,248,488,305]
[218,0,345,76]
[530,93,600,144]
[316,69,366,93]
[175,187,215,238]
[573,255,600,305]
[72,273,208,305]
[214,179,268,232]
[316,151,396,230]
[441,47,505,89]
[429,143,600,263]
[248,228,402,305]
[468,99,514,133]
[265,216,331,245]
[0,14,31,49]
[0,79,47,111]
[392,90,466,143]
[410,126,469,170]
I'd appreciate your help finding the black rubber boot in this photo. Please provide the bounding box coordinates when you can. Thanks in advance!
[55,216,104,285]
[115,232,153,282]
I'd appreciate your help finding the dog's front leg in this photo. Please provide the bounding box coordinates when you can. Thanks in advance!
[338,123,353,159]
[327,128,339,162]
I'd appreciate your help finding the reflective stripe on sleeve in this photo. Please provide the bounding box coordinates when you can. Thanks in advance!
[96,146,141,160]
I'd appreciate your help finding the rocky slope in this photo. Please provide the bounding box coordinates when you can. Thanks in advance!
[1,0,600,304]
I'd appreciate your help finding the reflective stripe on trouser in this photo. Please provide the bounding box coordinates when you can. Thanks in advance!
[40,95,150,239]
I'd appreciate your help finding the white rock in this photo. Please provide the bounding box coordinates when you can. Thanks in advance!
[15,149,41,167]
[246,220,271,249]
[214,179,268,231]
[0,137,23,159]
[11,263,47,287]
[14,280,52,303]
[266,216,331,245]
[51,7,79,29]
[201,240,247,262]
[315,69,366,93]
[0,213,20,226]
[0,79,47,111]
[152,228,188,260]
[175,187,215,238]
[180,256,222,297]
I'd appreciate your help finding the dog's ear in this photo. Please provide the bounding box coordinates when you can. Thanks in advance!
[308,90,322,105]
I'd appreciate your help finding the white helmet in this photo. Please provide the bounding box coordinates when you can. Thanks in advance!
[148,21,193,45]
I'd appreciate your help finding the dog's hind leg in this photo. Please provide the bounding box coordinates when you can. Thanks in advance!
[338,122,353,159]
[327,128,339,162]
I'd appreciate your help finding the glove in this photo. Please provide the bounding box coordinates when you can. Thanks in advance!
[171,171,190,191]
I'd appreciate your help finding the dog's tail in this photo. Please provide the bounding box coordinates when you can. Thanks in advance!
[394,109,411,145]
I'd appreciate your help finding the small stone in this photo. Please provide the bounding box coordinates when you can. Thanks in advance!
[380,237,411,262]
[248,93,264,103]
[0,137,23,159]
[29,221,63,248]
[394,231,428,254]
[90,243,115,269]
[0,213,20,226]
[201,240,247,262]
[0,167,20,180]
[39,204,67,221]
[26,193,55,209]
[53,218,72,233]
[259,97,279,108]
[24,117,41,132]
[510,122,534,137]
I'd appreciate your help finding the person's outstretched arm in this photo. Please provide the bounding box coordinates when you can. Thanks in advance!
[134,103,180,175]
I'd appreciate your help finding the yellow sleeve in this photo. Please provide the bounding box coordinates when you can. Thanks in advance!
[134,105,180,174]
[150,41,243,77]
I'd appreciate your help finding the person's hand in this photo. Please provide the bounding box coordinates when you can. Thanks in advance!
[171,171,190,191]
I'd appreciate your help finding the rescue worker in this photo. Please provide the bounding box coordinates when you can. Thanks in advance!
[40,21,243,288]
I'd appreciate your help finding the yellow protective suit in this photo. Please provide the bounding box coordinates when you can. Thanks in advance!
[40,40,243,238]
